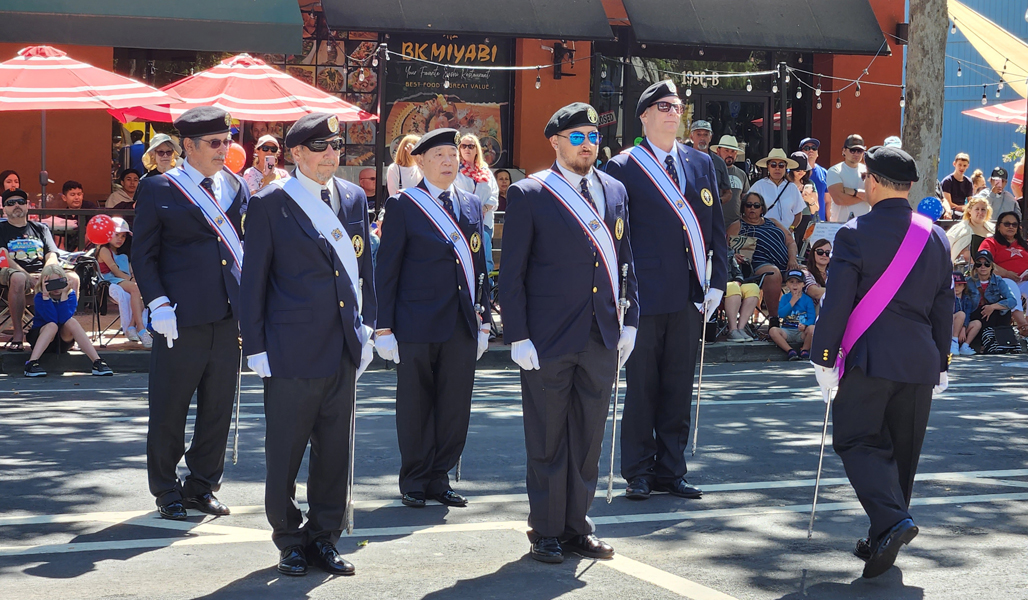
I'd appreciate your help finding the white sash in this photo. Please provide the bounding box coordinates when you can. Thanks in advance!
[624,144,708,287]
[271,177,361,307]
[164,167,244,283]
[401,187,476,306]
[529,169,618,301]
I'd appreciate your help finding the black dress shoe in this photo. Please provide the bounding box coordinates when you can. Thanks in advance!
[563,534,615,559]
[854,537,872,561]
[182,492,230,516]
[433,490,468,507]
[307,539,355,576]
[863,518,918,579]
[157,501,187,521]
[625,477,651,500]
[278,545,308,576]
[653,478,702,499]
[530,537,564,564]
[401,492,426,508]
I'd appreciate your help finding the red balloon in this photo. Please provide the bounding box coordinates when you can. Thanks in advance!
[87,214,115,246]
[225,142,247,174]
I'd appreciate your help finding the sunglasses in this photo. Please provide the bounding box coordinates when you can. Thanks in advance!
[766,162,787,169]
[154,149,175,157]
[198,137,233,149]
[459,144,477,150]
[975,262,991,268]
[814,248,831,256]
[801,145,817,151]
[558,131,602,146]
[1000,221,1020,227]
[4,198,27,206]
[655,101,685,115]
[846,147,865,154]
[742,202,763,209]
[257,145,279,153]
[303,138,344,153]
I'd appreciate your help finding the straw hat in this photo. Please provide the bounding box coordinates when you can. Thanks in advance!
[755,148,799,169]
[142,133,182,172]
[711,135,741,152]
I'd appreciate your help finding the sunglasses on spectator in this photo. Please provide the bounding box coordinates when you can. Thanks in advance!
[558,131,602,146]
[459,144,477,150]
[303,138,344,153]
[154,149,175,157]
[655,101,686,115]
[199,137,232,149]
[742,202,763,209]
[4,198,27,206]
[975,262,991,268]
[846,147,865,154]
[1000,221,1020,227]
[766,162,787,169]
[801,145,817,151]
[257,145,279,153]
[814,248,830,256]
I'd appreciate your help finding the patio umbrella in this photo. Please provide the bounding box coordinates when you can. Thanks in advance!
[0,45,179,205]
[111,53,377,124]
[962,98,1028,124]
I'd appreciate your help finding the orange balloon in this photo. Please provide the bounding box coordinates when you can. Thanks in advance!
[224,142,247,174]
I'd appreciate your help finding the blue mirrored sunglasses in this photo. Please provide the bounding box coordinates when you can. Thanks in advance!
[559,131,602,146]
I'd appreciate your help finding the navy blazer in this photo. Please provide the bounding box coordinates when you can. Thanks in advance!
[375,181,489,343]
[132,167,246,328]
[810,198,954,385]
[239,177,377,379]
[605,140,729,314]
[498,164,640,359]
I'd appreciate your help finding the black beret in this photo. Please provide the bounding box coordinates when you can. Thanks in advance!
[1,188,27,203]
[410,128,460,155]
[636,79,679,117]
[544,102,599,138]
[174,106,232,138]
[864,145,919,183]
[285,112,341,148]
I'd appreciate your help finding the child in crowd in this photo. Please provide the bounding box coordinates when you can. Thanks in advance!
[97,217,152,348]
[769,269,817,360]
[952,272,980,356]
[24,264,113,377]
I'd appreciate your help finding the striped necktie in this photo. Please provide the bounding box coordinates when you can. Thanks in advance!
[664,155,680,189]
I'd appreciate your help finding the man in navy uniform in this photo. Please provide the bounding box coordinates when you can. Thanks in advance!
[499,102,639,563]
[374,128,491,509]
[810,146,953,579]
[240,113,376,577]
[132,106,247,520]
[605,80,728,501]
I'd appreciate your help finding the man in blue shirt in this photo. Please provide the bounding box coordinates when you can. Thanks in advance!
[800,137,829,221]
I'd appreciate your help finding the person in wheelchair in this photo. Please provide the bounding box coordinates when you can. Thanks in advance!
[768,269,816,360]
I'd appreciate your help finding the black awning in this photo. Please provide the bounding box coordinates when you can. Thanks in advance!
[0,0,303,55]
[322,0,614,41]
[622,0,888,55]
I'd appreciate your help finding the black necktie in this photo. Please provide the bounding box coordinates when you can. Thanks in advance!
[439,190,457,221]
[664,155,680,189]
[580,178,597,213]
[200,177,215,198]
[321,188,331,206]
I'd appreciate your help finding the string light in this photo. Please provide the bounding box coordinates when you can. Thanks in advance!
[957,62,962,77]
[981,85,987,105]
[772,82,778,94]
[816,96,822,110]
[899,86,905,108]
[815,81,822,97]
[855,82,861,97]
[358,68,366,82]
[796,87,802,99]
[746,78,752,92]
[951,20,957,34]
[600,63,608,79]
[443,77,450,89]
[685,83,692,97]
[785,73,791,84]
[836,96,842,109]
[372,56,378,68]
[698,48,705,56]
[996,86,1002,98]
[535,67,541,89]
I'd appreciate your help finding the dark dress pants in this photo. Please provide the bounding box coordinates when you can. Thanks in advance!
[832,367,933,543]
[395,319,477,497]
[263,356,356,550]
[147,316,239,506]
[621,305,702,484]
[521,323,617,542]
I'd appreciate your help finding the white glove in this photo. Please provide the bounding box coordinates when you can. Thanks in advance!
[375,333,400,364]
[702,288,724,322]
[356,340,374,380]
[812,362,839,400]
[617,325,637,369]
[477,330,490,361]
[150,304,179,348]
[934,371,949,395]
[510,339,540,371]
[247,352,272,378]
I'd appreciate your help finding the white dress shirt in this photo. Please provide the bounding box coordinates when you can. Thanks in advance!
[646,138,684,190]
[181,159,231,211]
[555,162,606,219]
[422,179,460,217]
[294,167,338,214]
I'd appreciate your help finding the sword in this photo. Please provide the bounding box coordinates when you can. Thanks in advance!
[346,277,364,535]
[807,387,834,539]
[691,250,715,456]
[607,263,630,504]
[457,271,487,484]
[232,342,242,465]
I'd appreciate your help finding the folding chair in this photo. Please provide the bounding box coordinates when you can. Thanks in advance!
[74,248,123,348]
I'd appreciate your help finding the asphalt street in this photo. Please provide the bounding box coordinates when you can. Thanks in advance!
[1,357,1027,599]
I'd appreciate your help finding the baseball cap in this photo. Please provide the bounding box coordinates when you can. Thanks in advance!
[991,167,1009,180]
[843,134,866,150]
[785,269,805,282]
[953,272,967,285]
[690,120,712,132]
[799,137,820,150]
[975,249,994,265]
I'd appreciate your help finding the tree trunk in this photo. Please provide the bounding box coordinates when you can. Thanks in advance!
[902,0,948,205]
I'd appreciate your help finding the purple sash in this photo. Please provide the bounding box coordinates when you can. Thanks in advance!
[838,212,933,377]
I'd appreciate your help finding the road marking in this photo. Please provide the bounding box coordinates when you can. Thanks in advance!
[603,554,740,600]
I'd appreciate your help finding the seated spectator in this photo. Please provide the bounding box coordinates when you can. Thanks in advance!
[727,192,799,327]
[976,167,1020,222]
[23,264,112,377]
[0,188,78,352]
[946,196,993,265]
[941,153,972,218]
[58,181,99,210]
[750,149,804,231]
[768,269,817,360]
[967,250,1019,349]
[97,218,151,348]
[952,272,980,356]
[803,238,831,302]
[1,170,19,192]
[50,181,98,251]
[970,169,987,197]
[724,249,760,343]
[978,212,1028,334]
[106,169,141,209]
[242,135,289,195]
[141,134,181,180]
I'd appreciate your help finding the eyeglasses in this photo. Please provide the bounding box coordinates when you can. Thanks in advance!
[801,145,817,151]
[257,145,279,153]
[1000,221,1020,228]
[766,162,787,169]
[814,248,830,256]
[459,144,477,150]
[558,131,602,146]
[154,149,175,157]
[198,137,233,150]
[742,202,763,209]
[846,147,865,154]
[4,198,27,206]
[655,101,685,115]
[975,262,991,268]
[303,138,344,153]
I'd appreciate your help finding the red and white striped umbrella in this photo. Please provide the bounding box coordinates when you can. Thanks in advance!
[112,54,377,123]
[0,45,177,111]
[962,99,1028,125]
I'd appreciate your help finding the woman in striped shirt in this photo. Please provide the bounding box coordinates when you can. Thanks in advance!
[727,192,799,327]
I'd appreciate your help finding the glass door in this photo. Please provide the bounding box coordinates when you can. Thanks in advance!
[690,93,770,175]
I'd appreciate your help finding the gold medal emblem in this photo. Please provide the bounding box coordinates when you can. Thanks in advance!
[331,228,343,241]
[454,131,462,145]
[587,107,599,124]
[615,217,624,240]
[327,115,339,133]
[352,234,364,257]
[470,232,481,253]
[701,188,714,206]
[665,79,677,94]
[224,112,232,126]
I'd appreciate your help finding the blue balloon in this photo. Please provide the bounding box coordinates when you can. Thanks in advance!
[917,196,945,222]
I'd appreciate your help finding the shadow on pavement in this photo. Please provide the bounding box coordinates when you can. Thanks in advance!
[776,567,923,599]
[421,555,587,600]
